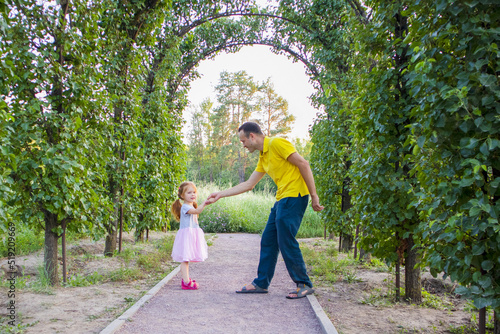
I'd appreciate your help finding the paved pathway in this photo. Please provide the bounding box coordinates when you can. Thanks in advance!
[103,233,332,334]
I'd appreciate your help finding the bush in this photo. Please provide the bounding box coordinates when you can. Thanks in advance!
[199,209,239,233]
[0,224,44,257]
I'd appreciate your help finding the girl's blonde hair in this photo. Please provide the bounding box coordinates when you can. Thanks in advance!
[170,181,198,221]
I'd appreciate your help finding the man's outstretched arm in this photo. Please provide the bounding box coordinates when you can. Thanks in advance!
[206,171,265,204]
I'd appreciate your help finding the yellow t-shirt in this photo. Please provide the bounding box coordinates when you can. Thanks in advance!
[255,137,310,201]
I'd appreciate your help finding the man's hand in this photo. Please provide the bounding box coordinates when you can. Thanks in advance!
[205,192,221,205]
[204,196,217,205]
[311,194,324,212]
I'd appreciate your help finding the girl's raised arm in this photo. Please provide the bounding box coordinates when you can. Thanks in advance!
[186,198,214,215]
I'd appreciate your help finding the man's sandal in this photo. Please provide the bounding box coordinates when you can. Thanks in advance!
[236,283,268,294]
[286,283,314,299]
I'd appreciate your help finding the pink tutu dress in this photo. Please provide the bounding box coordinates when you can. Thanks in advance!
[171,204,208,262]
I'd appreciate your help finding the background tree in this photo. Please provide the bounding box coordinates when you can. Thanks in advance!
[187,99,212,180]
[98,0,168,255]
[1,0,114,284]
[257,78,295,138]
[349,0,422,303]
[214,71,258,183]
[185,71,298,191]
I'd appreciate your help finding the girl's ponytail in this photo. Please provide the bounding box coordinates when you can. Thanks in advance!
[171,199,182,221]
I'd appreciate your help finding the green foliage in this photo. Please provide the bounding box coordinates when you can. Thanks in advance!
[306,0,499,315]
[1,0,185,283]
[300,241,359,284]
[66,272,104,287]
[311,117,351,237]
[0,224,43,257]
[348,0,421,266]
[0,316,32,334]
[420,289,453,310]
[404,0,500,313]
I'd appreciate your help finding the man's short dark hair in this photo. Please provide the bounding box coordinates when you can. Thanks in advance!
[238,122,263,137]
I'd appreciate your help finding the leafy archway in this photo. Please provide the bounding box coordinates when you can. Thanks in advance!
[1,0,348,285]
[2,2,499,331]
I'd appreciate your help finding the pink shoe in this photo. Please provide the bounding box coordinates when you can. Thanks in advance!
[182,279,199,290]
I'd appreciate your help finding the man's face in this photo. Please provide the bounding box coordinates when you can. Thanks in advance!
[239,131,257,153]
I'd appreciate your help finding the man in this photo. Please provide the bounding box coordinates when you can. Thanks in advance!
[206,122,324,299]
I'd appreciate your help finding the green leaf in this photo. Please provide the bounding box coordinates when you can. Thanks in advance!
[472,244,485,256]
[479,142,489,156]
[478,73,497,87]
[459,178,475,187]
[474,298,491,309]
[417,136,425,148]
[481,260,493,271]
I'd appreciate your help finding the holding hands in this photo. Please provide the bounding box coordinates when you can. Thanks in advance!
[205,193,220,205]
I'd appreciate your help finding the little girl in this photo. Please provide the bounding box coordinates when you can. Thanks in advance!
[170,181,211,290]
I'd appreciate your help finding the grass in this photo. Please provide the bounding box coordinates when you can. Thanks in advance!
[196,182,324,237]
[0,223,87,258]
[2,233,178,295]
[0,225,44,257]
[30,265,56,295]
[66,272,104,287]
[420,289,454,310]
[0,314,34,334]
[301,239,467,308]
[300,239,361,285]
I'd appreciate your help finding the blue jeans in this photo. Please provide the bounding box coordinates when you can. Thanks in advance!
[252,195,313,289]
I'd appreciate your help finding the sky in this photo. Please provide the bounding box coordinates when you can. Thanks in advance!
[184,45,322,141]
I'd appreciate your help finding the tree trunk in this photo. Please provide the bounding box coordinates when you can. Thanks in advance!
[479,307,486,334]
[136,229,145,242]
[395,259,401,302]
[340,165,353,253]
[358,227,371,262]
[104,232,117,257]
[493,169,499,334]
[104,176,120,256]
[341,233,353,253]
[395,230,401,302]
[43,209,60,286]
[135,213,145,242]
[494,310,500,334]
[354,224,360,260]
[359,246,371,263]
[61,219,67,284]
[404,235,422,304]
